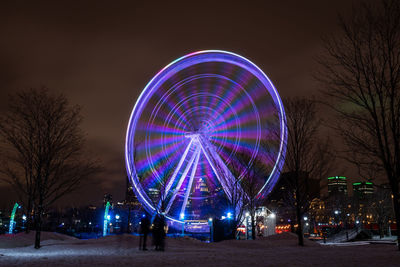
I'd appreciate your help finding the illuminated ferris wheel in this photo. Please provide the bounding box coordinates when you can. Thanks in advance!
[125,50,287,223]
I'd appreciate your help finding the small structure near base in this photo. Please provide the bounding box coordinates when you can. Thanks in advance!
[243,206,276,239]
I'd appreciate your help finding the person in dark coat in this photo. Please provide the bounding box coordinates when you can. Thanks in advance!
[153,213,166,251]
[139,214,150,250]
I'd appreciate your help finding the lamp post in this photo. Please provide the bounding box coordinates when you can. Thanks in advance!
[180,213,185,236]
[22,214,27,230]
[245,212,251,240]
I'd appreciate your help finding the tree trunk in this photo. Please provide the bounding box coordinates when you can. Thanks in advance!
[127,205,131,233]
[251,214,256,240]
[34,200,43,249]
[25,200,32,234]
[295,186,304,246]
[231,210,237,239]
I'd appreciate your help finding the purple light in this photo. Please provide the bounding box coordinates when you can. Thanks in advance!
[125,50,287,223]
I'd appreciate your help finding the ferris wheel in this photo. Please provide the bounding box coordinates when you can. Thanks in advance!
[125,50,287,223]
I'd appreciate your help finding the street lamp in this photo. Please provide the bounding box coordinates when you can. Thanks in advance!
[22,215,27,230]
[180,213,185,236]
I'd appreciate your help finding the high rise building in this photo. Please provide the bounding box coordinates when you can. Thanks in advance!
[327,176,348,197]
[353,182,374,200]
[266,171,320,223]
[125,176,140,207]
[103,193,113,207]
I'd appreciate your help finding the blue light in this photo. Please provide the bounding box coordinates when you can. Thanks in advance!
[115,214,120,220]
[227,212,232,219]
[180,213,185,220]
[8,203,19,234]
[103,201,111,237]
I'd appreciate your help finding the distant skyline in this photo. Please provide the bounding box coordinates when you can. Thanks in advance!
[0,0,358,207]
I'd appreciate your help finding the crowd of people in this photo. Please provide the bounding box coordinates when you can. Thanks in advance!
[139,213,166,251]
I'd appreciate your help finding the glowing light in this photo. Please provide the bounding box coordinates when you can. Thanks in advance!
[208,218,213,222]
[125,50,287,223]
[22,215,27,221]
[227,212,232,219]
[334,210,339,215]
[180,213,185,220]
[115,214,120,220]
[245,212,250,217]
[269,213,276,218]
[303,216,308,221]
[103,201,111,236]
[8,203,19,234]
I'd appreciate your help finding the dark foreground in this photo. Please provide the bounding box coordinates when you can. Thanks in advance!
[0,232,399,266]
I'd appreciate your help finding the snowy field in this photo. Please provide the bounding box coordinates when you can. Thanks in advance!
[1,232,399,266]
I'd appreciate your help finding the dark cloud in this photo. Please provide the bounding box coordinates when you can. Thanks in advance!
[0,0,356,206]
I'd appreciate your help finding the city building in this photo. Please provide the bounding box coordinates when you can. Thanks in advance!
[353,182,374,201]
[103,193,113,207]
[327,176,348,197]
[125,176,140,207]
[266,171,320,225]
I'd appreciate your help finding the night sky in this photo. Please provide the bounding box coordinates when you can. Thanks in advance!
[0,0,354,207]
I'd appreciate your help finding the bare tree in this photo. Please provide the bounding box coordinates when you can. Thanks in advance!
[317,0,400,250]
[0,89,99,249]
[214,153,246,239]
[229,150,269,240]
[282,97,333,246]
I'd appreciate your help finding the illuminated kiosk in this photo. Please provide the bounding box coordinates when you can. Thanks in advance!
[125,50,287,231]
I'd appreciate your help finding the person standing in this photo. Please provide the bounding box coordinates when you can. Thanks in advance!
[139,214,150,250]
[153,213,166,251]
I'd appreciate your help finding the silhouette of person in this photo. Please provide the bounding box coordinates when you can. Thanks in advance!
[139,214,150,250]
[153,213,166,251]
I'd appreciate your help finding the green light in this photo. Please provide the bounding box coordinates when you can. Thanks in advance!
[366,182,373,185]
[8,203,19,234]
[103,201,111,236]
[353,182,361,185]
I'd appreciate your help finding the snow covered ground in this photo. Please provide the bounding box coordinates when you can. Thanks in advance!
[1,232,399,266]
